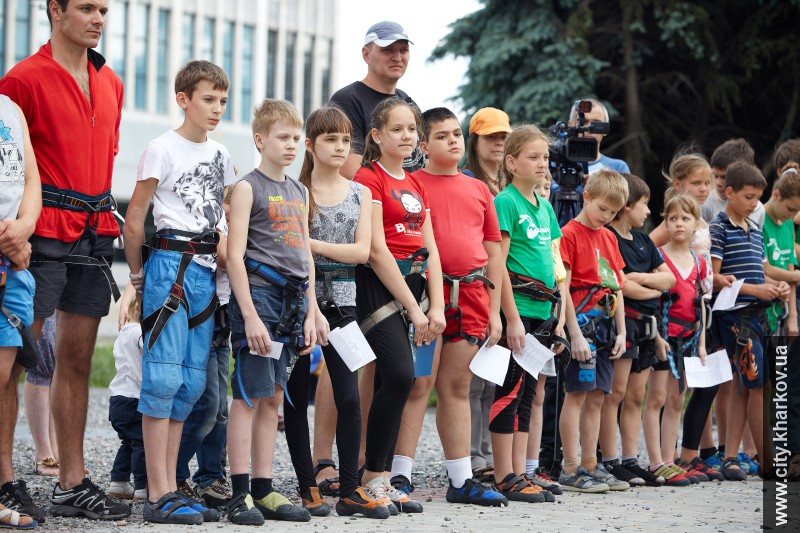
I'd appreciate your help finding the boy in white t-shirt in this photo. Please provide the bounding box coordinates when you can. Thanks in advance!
[123,61,236,525]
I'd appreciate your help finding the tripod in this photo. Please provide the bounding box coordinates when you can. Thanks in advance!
[551,188,583,228]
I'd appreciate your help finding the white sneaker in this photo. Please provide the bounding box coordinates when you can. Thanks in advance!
[108,481,134,500]
[134,488,147,501]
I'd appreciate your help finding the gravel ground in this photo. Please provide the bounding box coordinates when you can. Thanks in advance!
[12,386,764,532]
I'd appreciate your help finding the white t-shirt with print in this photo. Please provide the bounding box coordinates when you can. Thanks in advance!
[137,130,236,269]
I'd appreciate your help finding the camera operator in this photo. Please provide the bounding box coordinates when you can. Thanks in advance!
[570,99,630,175]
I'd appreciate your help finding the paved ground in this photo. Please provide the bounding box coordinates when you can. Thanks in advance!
[12,387,764,532]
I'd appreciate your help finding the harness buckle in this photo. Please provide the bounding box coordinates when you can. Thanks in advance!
[6,312,21,328]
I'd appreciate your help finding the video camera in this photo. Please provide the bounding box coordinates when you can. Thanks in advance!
[548,100,610,191]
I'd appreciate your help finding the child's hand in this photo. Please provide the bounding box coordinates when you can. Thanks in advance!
[315,309,330,346]
[750,283,782,301]
[299,313,317,355]
[245,317,272,357]
[484,311,502,348]
[721,274,736,287]
[570,331,591,362]
[699,346,707,366]
[656,335,670,361]
[552,323,566,354]
[506,317,526,354]
[609,333,626,360]
[407,306,430,347]
[424,306,447,345]
[777,281,791,302]
[788,314,799,337]
[625,272,646,285]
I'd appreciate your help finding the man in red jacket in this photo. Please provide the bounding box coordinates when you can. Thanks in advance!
[0,0,130,521]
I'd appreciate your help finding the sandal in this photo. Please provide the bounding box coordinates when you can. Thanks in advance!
[33,458,59,477]
[472,466,494,483]
[313,459,340,497]
[0,505,37,529]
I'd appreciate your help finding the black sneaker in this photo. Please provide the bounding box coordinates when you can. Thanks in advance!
[50,478,131,520]
[605,461,645,487]
[0,480,46,524]
[176,480,220,522]
[720,458,747,482]
[621,460,664,487]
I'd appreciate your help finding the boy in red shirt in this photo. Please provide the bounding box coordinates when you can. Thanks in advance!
[558,170,628,493]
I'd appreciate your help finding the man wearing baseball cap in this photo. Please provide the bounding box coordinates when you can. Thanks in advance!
[329,20,424,179]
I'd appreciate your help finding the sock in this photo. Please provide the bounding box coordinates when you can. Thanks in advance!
[251,478,273,500]
[602,456,620,467]
[231,473,249,496]
[699,447,717,460]
[718,445,726,455]
[390,455,414,481]
[525,459,540,476]
[621,455,638,465]
[649,463,664,473]
[445,458,472,489]
[581,456,597,472]
[564,458,579,475]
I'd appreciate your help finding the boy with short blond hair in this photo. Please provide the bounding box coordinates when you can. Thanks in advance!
[124,60,235,525]
[557,170,628,493]
[225,98,317,524]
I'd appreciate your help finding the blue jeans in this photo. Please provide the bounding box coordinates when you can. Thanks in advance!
[109,396,147,489]
[177,319,230,485]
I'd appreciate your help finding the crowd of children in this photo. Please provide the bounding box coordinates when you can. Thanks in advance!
[2,48,799,528]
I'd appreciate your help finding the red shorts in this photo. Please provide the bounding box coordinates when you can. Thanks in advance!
[443,281,490,342]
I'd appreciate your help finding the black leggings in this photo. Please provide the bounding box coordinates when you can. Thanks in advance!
[355,265,423,473]
[284,306,362,498]
[681,384,719,451]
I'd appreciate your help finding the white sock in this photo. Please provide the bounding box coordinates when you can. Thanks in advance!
[526,459,540,476]
[446,457,473,489]
[390,455,414,481]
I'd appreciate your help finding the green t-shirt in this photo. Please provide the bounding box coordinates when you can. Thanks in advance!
[495,184,562,319]
[763,213,798,330]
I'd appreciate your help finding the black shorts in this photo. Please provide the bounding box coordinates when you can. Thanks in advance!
[30,235,116,319]
[621,316,655,360]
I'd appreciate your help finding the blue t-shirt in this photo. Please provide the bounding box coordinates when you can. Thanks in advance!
[709,211,766,307]
[588,154,630,174]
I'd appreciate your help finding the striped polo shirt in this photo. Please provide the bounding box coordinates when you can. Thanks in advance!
[709,211,766,307]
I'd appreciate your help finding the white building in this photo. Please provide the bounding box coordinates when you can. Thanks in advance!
[1,0,339,201]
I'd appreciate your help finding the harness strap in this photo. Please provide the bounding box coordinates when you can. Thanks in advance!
[624,307,659,341]
[244,257,309,346]
[315,263,356,312]
[442,267,494,345]
[509,270,559,304]
[31,252,121,302]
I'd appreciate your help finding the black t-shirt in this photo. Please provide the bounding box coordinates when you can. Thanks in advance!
[607,226,664,314]
[329,81,425,172]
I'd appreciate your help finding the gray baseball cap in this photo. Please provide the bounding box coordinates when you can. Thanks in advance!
[363,21,413,47]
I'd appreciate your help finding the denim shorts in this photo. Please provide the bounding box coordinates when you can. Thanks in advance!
[0,267,35,348]
[229,283,307,401]
[139,249,216,421]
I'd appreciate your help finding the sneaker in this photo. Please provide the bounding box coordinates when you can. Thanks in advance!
[50,478,130,520]
[0,480,46,524]
[143,492,203,525]
[446,478,508,507]
[589,464,630,491]
[558,467,609,493]
[650,464,690,487]
[384,481,423,513]
[197,478,232,508]
[530,468,563,495]
[300,487,331,517]
[336,488,390,519]
[495,473,546,502]
[739,452,758,475]
[107,481,134,500]
[604,462,645,487]
[176,480,219,522]
[521,475,556,501]
[720,458,747,481]
[133,488,147,502]
[253,491,311,522]
[676,459,710,482]
[621,461,664,486]
[390,474,415,495]
[688,457,724,481]
[670,463,700,484]
[363,477,398,516]
[225,492,265,526]
[703,451,723,471]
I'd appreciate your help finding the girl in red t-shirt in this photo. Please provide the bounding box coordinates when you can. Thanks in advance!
[352,97,446,512]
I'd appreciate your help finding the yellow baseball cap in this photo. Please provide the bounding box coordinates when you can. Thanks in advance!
[469,107,512,136]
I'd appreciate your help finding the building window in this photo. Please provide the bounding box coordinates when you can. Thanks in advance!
[303,35,314,117]
[201,16,215,61]
[321,38,333,102]
[15,0,30,62]
[134,3,149,110]
[182,13,195,64]
[285,31,296,103]
[241,24,254,123]
[266,29,277,98]
[156,9,170,113]
[222,21,234,120]
[109,0,127,80]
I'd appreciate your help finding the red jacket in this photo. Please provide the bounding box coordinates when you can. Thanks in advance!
[0,42,124,240]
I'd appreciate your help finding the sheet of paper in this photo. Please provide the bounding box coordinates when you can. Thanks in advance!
[328,321,377,372]
[512,334,556,376]
[469,339,511,386]
[685,349,733,388]
[712,279,744,312]
[251,340,284,360]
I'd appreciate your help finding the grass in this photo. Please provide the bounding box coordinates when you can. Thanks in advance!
[91,343,117,388]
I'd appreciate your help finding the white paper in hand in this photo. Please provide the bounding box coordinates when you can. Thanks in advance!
[328,321,377,372]
[712,279,744,312]
[512,334,556,376]
[685,349,733,388]
[469,338,511,386]
[250,340,284,360]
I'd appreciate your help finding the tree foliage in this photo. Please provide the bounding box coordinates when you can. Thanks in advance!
[432,0,800,207]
